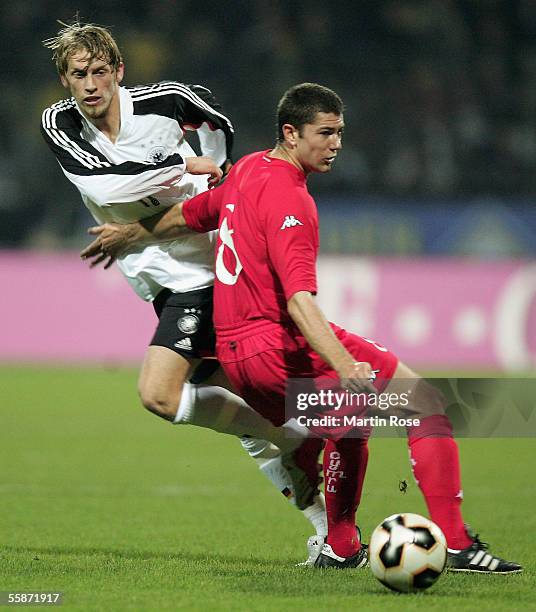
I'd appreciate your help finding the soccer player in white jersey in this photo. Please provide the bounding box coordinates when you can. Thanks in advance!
[41,21,327,560]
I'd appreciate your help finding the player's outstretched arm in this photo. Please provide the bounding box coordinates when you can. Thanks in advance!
[287,291,377,394]
[80,203,189,269]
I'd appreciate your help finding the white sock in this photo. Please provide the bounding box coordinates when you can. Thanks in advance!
[241,437,328,537]
[174,383,306,453]
[302,494,327,537]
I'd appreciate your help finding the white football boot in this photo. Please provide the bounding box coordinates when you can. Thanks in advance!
[296,535,326,567]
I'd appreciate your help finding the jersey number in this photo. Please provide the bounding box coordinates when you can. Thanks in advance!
[141,196,161,208]
[362,337,388,352]
[216,217,243,285]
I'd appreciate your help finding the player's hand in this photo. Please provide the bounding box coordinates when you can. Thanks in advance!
[185,156,223,188]
[80,222,137,269]
[221,159,233,178]
[337,361,377,394]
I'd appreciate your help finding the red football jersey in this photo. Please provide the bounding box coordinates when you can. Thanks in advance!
[182,150,318,336]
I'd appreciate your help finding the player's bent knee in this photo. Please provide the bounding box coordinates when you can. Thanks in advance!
[428,384,447,414]
[138,386,180,421]
[407,379,447,418]
[387,365,446,418]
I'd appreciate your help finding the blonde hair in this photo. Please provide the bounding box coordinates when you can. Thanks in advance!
[43,21,122,76]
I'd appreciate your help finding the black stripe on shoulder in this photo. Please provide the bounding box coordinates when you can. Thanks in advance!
[41,96,185,177]
[129,81,233,134]
[41,99,112,173]
[129,82,178,119]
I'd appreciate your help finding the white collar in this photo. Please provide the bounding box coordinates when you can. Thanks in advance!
[74,86,133,140]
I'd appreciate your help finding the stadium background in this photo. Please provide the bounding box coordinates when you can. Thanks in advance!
[2,0,536,370]
[1,3,535,609]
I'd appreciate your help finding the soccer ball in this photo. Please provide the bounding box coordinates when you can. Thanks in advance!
[369,513,447,593]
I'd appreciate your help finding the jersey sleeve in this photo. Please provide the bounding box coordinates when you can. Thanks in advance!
[182,187,222,233]
[40,104,187,207]
[262,186,318,300]
[175,84,234,168]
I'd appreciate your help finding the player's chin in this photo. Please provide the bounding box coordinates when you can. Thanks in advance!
[308,160,335,174]
[83,101,108,119]
[322,156,338,171]
[92,107,109,119]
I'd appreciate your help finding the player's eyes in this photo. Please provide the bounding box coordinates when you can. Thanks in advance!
[72,69,106,78]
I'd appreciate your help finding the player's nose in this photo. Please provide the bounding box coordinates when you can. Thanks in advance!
[329,134,342,150]
[330,139,342,151]
[84,77,97,92]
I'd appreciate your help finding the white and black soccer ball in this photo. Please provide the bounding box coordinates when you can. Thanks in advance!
[369,513,447,593]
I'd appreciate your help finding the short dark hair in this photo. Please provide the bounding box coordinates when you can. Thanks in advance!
[276,83,344,142]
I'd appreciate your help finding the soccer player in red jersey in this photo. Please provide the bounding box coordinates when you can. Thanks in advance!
[83,83,522,573]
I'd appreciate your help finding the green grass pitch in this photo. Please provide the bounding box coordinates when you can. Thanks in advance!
[1,366,534,611]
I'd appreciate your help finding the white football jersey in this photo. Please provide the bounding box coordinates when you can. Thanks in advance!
[41,82,234,301]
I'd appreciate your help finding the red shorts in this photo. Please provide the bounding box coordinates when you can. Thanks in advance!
[217,320,399,438]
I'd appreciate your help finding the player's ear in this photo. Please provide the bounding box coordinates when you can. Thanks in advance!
[116,62,125,84]
[281,123,298,148]
[60,73,69,89]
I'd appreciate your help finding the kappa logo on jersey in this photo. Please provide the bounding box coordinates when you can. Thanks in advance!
[174,337,193,351]
[280,215,304,230]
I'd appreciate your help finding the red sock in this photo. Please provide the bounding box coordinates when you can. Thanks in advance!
[407,415,472,549]
[324,437,369,557]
